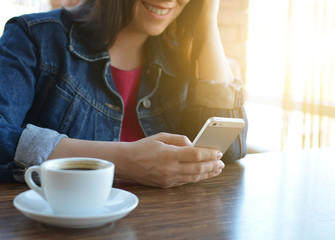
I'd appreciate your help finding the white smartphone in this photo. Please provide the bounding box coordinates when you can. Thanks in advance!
[192,117,245,154]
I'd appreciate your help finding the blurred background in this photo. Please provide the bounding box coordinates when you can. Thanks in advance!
[1,0,334,153]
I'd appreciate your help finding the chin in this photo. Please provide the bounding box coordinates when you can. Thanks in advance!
[146,27,168,37]
[148,32,164,36]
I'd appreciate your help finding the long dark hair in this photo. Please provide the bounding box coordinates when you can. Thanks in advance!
[65,0,204,77]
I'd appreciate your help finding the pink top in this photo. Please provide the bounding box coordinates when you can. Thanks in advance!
[111,65,145,142]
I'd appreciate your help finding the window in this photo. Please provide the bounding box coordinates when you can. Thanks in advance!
[0,0,51,35]
[246,0,335,151]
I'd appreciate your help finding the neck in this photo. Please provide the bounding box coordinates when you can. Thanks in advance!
[109,26,148,71]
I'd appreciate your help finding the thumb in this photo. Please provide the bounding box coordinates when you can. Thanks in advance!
[153,132,192,147]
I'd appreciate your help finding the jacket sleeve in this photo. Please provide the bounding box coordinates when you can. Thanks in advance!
[181,77,248,162]
[0,17,67,182]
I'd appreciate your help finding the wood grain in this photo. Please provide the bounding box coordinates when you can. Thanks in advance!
[1,148,335,240]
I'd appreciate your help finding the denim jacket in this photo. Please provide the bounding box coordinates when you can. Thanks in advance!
[0,9,248,182]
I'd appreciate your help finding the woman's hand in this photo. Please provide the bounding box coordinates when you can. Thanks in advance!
[118,133,225,188]
[49,132,224,188]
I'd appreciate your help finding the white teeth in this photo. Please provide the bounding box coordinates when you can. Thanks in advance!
[144,2,169,16]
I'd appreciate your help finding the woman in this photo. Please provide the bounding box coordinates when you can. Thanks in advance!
[0,0,247,187]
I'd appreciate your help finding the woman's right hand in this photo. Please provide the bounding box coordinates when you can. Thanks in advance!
[117,132,225,188]
[49,132,224,188]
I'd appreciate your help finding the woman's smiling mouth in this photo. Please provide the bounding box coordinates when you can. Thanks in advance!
[142,1,170,16]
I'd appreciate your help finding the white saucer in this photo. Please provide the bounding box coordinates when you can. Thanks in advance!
[13,188,139,229]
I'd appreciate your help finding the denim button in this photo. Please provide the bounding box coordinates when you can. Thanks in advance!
[143,99,151,108]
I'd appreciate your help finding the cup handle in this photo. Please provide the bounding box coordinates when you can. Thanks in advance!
[24,166,46,200]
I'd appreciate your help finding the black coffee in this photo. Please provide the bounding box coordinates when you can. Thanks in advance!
[60,167,97,171]
[54,160,107,171]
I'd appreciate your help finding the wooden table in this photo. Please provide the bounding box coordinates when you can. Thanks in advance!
[1,148,335,240]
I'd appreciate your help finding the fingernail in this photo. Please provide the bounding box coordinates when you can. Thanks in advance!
[218,160,225,169]
[216,152,223,159]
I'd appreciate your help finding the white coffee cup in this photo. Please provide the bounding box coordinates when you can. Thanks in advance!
[24,157,114,216]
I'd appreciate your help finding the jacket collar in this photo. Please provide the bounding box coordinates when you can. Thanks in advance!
[68,26,110,62]
[144,36,176,78]
[68,26,176,77]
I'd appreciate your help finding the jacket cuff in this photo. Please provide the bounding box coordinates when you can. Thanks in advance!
[193,78,244,109]
[13,124,67,182]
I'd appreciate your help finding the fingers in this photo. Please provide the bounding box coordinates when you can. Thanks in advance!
[167,146,224,187]
[157,158,225,188]
[177,146,223,163]
[178,160,225,176]
[158,164,224,188]
[158,139,224,185]
[176,168,224,186]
